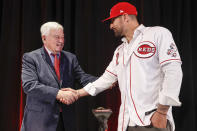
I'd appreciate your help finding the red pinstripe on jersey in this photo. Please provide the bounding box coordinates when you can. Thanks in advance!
[106,69,117,77]
[160,59,181,65]
[121,95,126,131]
[129,57,145,125]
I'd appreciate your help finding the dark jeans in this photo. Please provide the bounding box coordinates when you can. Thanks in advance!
[56,112,65,131]
[127,121,171,131]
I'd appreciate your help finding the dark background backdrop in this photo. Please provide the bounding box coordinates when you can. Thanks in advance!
[0,0,196,131]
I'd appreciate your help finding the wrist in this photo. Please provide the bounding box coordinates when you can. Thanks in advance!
[56,90,63,100]
[157,104,169,114]
[156,110,167,116]
[76,90,81,98]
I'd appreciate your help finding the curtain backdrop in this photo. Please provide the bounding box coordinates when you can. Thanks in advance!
[0,0,196,131]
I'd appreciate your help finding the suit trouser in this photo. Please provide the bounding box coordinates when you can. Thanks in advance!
[127,121,171,131]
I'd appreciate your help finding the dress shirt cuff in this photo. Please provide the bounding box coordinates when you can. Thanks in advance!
[159,92,181,106]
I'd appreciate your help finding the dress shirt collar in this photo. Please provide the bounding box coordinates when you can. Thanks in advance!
[44,46,60,56]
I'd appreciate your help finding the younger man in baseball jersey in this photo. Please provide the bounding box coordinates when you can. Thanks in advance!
[62,2,183,131]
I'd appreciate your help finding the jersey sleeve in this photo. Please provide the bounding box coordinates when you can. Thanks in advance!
[157,27,182,66]
[83,50,118,96]
[159,62,183,106]
[156,27,183,106]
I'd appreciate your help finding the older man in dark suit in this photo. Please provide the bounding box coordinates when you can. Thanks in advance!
[20,22,96,131]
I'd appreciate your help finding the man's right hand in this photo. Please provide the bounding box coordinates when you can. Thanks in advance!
[56,88,78,105]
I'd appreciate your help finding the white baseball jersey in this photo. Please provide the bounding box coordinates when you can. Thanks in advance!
[84,24,183,131]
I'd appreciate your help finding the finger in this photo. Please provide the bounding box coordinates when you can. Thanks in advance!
[66,88,75,91]
[61,88,70,91]
[71,92,78,101]
[61,99,67,104]
[68,94,75,103]
[63,100,68,105]
[71,90,77,94]
[59,98,63,102]
[60,98,65,103]
[63,91,76,104]
[67,99,74,105]
[63,99,68,104]
[61,98,67,104]
[66,98,72,105]
[68,89,77,94]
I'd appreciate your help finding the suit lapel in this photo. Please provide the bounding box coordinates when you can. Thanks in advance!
[41,47,60,86]
[59,52,66,88]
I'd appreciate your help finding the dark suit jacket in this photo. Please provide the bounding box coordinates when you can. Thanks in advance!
[21,47,96,131]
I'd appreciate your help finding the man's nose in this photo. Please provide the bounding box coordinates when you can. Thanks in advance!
[110,23,113,29]
[59,38,64,43]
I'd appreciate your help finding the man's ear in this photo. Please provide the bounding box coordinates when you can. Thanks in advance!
[123,13,129,22]
[42,35,46,43]
[43,35,46,40]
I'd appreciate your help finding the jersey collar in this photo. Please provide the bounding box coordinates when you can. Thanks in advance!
[121,24,146,44]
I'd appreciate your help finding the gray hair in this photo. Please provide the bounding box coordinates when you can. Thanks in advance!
[40,22,63,36]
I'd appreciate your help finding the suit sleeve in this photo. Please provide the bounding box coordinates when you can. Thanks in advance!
[22,53,59,104]
[72,55,97,87]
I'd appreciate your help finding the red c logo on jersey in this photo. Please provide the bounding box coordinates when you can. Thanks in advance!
[134,41,156,58]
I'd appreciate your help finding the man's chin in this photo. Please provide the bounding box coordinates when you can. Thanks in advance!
[55,48,63,52]
[114,31,122,36]
[114,33,123,38]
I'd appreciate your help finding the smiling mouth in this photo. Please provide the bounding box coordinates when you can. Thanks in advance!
[56,44,64,47]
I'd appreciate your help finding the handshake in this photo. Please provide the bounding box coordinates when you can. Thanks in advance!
[56,88,81,105]
[56,81,118,105]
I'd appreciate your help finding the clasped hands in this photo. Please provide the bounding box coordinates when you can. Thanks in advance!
[56,81,119,105]
[56,88,79,105]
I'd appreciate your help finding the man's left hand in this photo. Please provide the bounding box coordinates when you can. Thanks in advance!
[151,111,167,129]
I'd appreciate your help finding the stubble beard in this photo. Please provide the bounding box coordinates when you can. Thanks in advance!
[114,30,123,37]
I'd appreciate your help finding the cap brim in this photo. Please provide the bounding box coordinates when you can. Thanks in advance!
[102,16,114,22]
[102,14,124,22]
